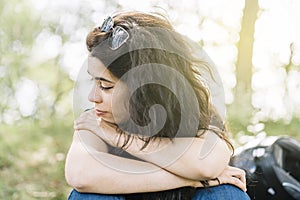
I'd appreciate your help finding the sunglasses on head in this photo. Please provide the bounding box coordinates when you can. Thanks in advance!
[99,16,129,50]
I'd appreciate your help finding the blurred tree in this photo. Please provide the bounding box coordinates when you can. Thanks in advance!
[0,0,74,124]
[0,0,40,119]
[232,0,259,124]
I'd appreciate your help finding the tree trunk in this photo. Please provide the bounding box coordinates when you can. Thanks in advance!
[233,0,259,119]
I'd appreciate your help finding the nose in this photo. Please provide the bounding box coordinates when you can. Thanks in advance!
[88,85,102,103]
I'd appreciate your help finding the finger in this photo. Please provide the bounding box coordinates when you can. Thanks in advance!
[74,122,84,130]
[75,114,98,124]
[74,123,94,132]
[231,177,247,192]
[230,168,246,185]
[238,170,246,185]
[77,109,95,120]
[74,119,85,129]
[85,109,96,117]
[227,167,246,183]
[84,108,93,112]
[227,166,243,173]
[218,176,246,192]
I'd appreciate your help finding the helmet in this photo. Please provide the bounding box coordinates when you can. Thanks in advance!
[231,136,300,200]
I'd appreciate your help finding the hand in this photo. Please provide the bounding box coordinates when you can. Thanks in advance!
[74,109,100,133]
[74,109,121,147]
[210,166,247,192]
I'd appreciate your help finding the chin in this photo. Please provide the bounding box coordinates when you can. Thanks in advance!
[100,117,117,124]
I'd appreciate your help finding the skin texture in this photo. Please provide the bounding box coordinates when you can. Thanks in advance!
[87,56,127,124]
[65,55,247,193]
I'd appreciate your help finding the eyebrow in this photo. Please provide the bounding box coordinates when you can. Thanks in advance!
[87,70,114,83]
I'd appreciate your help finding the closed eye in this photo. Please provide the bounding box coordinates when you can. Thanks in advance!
[99,85,114,90]
[87,71,114,91]
[96,81,114,91]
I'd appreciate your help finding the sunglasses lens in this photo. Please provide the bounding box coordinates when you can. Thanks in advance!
[111,26,129,50]
[100,16,114,32]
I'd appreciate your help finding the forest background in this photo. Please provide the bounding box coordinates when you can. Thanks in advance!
[1,0,300,199]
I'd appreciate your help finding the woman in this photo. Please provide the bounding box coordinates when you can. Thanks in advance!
[65,11,250,199]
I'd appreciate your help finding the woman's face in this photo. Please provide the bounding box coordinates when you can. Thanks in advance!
[87,56,128,124]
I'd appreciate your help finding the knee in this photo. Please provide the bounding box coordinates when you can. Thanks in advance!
[193,184,250,200]
[68,189,125,200]
[220,184,250,199]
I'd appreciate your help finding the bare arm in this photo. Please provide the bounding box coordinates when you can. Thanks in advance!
[71,110,247,193]
[74,110,231,180]
[100,122,231,180]
[65,130,201,194]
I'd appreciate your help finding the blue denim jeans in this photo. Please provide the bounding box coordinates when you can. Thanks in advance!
[68,184,250,200]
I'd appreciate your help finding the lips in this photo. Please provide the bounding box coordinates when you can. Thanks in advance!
[95,109,107,116]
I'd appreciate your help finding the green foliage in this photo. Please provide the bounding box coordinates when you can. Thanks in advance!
[263,118,300,140]
[0,118,73,199]
[0,0,74,121]
[0,0,40,114]
[0,0,91,198]
[227,105,300,142]
[1,0,299,199]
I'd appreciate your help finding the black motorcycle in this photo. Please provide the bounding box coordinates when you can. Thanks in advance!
[231,136,300,200]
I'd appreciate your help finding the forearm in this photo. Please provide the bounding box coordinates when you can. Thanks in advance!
[73,112,230,184]
[65,131,199,194]
[109,130,231,180]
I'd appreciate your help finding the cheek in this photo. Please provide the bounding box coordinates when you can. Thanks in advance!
[102,92,113,107]
[111,90,130,123]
